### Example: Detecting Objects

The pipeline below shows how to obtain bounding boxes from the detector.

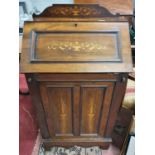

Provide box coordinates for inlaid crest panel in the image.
[33,4,114,18]
[31,31,122,62]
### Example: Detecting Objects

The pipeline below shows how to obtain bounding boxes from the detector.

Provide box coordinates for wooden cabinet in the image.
[20,5,132,149]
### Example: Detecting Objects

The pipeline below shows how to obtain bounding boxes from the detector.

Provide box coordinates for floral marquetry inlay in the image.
[49,5,102,17]
[47,41,107,53]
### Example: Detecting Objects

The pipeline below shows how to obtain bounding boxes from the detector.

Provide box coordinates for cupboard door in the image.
[38,81,114,139]
[39,83,75,137]
[80,82,114,137]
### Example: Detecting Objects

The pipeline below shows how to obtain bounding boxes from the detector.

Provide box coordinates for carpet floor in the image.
[19,74,39,155]
[39,145,120,155]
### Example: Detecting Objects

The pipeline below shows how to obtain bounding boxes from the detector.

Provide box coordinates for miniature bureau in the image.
[20,5,132,149]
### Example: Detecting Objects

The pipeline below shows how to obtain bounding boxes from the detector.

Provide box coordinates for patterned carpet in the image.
[38,145,121,155]
[40,146,102,155]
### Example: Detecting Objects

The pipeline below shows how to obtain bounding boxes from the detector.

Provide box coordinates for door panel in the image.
[81,87,106,135]
[39,83,74,137]
[80,82,114,137]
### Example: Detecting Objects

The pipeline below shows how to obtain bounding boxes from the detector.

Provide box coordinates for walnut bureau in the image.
[20,5,133,149]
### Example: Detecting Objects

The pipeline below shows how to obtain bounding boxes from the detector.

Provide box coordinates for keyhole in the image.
[74,23,78,27]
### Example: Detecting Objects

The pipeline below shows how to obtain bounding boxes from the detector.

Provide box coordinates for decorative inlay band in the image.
[47,41,107,52]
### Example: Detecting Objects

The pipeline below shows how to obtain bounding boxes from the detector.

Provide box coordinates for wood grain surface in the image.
[20,21,132,73]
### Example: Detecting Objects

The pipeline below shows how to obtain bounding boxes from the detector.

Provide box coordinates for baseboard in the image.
[42,137,112,150]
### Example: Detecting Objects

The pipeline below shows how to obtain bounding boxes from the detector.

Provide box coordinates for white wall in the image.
[32,0,73,14]
[19,0,73,27]
[21,0,74,15]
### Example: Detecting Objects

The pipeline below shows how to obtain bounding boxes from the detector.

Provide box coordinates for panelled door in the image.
[39,81,114,139]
